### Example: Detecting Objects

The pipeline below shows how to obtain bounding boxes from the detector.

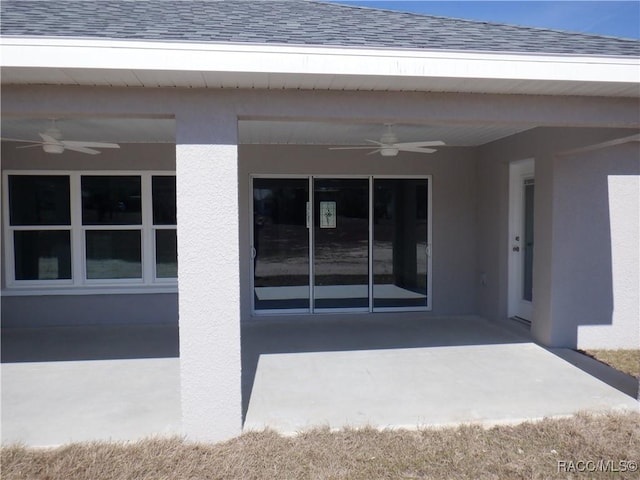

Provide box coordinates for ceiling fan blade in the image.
[397,146,438,154]
[63,141,120,149]
[329,146,379,150]
[2,137,44,144]
[366,149,383,155]
[64,145,101,155]
[16,144,44,149]
[394,141,445,148]
[365,139,385,146]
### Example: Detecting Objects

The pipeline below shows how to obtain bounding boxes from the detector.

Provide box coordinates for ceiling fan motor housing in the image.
[380,131,398,144]
[45,127,62,140]
[42,143,64,154]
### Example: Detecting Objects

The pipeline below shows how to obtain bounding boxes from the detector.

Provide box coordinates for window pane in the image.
[152,176,177,225]
[86,230,142,279]
[14,230,71,280]
[9,175,70,226]
[156,229,177,278]
[82,176,142,225]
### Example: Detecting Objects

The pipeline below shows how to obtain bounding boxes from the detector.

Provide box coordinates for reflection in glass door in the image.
[314,179,369,310]
[252,178,309,311]
[373,179,428,308]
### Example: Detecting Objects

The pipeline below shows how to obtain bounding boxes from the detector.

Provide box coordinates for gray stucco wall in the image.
[238,144,480,321]
[2,141,481,326]
[3,142,480,326]
[1,293,178,327]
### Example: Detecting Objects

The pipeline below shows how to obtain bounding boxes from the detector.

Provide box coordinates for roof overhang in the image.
[1,37,639,96]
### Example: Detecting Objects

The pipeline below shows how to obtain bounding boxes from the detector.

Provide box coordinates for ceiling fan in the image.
[2,120,120,155]
[329,124,444,157]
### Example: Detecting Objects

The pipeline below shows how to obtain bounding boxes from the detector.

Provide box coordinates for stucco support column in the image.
[531,150,596,348]
[533,142,640,349]
[530,153,559,346]
[175,108,241,442]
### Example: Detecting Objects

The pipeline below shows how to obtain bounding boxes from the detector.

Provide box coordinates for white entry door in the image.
[508,159,535,321]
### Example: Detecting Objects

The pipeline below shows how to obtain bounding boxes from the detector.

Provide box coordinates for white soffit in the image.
[1,37,639,96]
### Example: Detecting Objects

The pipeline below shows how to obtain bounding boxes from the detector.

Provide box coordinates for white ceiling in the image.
[0,117,533,147]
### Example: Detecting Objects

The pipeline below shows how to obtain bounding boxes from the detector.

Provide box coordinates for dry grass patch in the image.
[3,412,640,480]
[584,350,640,378]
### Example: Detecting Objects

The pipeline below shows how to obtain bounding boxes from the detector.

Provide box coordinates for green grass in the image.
[3,412,639,480]
[583,350,640,378]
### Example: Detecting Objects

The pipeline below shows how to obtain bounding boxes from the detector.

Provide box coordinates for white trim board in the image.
[2,38,638,95]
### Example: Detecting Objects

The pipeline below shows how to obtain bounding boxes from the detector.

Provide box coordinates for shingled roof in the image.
[1,0,638,57]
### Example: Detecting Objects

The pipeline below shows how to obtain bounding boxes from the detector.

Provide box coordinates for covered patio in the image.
[2,316,637,446]
[1,1,638,444]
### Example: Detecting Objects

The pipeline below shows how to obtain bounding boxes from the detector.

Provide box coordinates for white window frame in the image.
[2,170,177,295]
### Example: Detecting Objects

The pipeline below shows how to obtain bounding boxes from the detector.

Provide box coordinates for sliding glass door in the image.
[251,176,430,313]
[313,178,369,310]
[252,178,310,311]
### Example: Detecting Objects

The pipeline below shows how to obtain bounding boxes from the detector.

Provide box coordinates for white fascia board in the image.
[1,37,639,85]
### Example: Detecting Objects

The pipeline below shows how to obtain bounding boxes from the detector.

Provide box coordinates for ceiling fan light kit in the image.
[380,147,399,157]
[42,142,65,154]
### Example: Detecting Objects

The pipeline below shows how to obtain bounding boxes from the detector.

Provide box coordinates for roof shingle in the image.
[1,0,638,57]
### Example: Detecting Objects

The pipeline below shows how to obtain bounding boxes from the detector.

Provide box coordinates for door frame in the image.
[508,158,535,321]
[250,174,432,315]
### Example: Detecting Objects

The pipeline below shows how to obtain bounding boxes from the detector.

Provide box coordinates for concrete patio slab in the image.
[243,342,638,433]
[1,358,181,447]
[2,316,637,447]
